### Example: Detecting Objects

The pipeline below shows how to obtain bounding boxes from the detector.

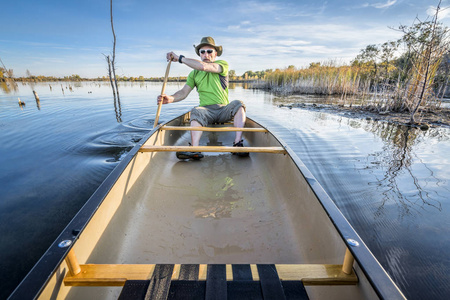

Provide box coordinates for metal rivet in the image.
[58,240,72,248]
[346,238,360,247]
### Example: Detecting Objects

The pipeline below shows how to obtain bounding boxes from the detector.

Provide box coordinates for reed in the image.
[0,58,18,93]
[254,61,368,99]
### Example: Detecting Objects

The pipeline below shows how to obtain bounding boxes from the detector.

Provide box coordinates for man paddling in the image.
[157,36,248,160]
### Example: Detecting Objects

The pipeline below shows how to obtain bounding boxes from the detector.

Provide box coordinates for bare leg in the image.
[233,107,246,143]
[190,120,203,146]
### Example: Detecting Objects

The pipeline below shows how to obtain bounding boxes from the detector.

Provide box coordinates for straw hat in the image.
[194,37,223,56]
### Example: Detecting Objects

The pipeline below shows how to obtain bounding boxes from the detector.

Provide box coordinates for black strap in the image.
[119,265,309,300]
[178,55,184,64]
[232,264,253,281]
[282,281,310,300]
[257,264,286,300]
[179,264,199,280]
[118,280,150,300]
[168,281,206,300]
[227,281,262,299]
[144,264,175,300]
[205,264,227,300]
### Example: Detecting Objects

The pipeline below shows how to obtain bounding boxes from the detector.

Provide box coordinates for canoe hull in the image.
[10,112,404,300]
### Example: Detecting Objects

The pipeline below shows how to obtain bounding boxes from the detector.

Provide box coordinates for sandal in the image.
[176,151,204,160]
[232,140,249,157]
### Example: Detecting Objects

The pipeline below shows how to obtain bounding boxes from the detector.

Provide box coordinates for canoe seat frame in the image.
[63,249,357,287]
[139,125,287,154]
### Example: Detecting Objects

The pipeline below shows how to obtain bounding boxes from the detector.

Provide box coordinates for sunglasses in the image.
[200,49,215,54]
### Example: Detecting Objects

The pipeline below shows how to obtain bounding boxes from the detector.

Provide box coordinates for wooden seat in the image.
[63,263,357,287]
[160,126,268,132]
[117,264,310,300]
[139,145,286,154]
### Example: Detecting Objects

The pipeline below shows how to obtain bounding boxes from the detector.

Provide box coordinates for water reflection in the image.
[357,120,446,215]
[0,80,18,94]
[272,92,448,218]
[113,94,122,123]
[18,97,25,110]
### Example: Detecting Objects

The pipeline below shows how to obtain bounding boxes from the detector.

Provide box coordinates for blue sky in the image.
[1,0,449,78]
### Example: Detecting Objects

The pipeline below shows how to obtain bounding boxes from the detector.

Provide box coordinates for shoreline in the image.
[278,103,450,129]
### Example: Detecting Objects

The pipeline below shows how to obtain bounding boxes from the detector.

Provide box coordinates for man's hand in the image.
[157,94,174,104]
[166,52,178,62]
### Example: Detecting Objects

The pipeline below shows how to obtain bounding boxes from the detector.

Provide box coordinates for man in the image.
[157,36,248,160]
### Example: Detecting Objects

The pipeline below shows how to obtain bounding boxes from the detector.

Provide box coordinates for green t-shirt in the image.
[186,60,229,106]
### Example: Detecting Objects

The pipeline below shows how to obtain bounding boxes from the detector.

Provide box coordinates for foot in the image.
[176,151,204,160]
[232,140,249,157]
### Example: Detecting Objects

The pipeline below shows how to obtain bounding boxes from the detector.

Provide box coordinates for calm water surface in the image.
[0,82,449,299]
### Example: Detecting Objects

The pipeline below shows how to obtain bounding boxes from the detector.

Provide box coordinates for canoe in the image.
[9,111,405,299]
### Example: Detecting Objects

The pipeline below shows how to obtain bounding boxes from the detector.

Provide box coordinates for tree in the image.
[243,70,256,79]
[69,74,81,81]
[379,40,400,81]
[354,44,380,80]
[397,0,449,122]
[435,51,450,98]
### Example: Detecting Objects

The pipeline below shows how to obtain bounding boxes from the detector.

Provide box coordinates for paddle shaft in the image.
[154,60,172,128]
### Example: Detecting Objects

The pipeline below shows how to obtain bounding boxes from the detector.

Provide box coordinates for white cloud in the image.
[373,0,397,9]
[362,0,397,9]
[233,0,282,15]
[227,21,252,31]
[427,5,450,19]
[215,21,403,75]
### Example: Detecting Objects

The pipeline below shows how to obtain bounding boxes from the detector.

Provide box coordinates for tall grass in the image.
[253,62,373,108]
[252,54,447,120]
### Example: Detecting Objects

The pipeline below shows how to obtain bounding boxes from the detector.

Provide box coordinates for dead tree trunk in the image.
[106,55,116,98]
[110,0,119,99]
[408,0,447,123]
[106,0,119,101]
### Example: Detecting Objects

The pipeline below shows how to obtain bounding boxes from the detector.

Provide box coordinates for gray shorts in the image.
[190,100,246,126]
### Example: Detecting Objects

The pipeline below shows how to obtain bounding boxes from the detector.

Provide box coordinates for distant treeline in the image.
[0,72,256,83]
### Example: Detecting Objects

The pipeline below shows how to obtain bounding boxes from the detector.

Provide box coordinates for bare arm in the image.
[181,56,223,73]
[167,52,223,74]
[157,84,193,104]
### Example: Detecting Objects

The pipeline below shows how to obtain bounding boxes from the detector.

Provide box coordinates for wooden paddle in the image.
[154,60,172,128]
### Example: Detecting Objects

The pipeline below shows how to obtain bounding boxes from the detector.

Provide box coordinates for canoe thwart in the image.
[160,126,268,132]
[63,264,358,287]
[139,145,286,154]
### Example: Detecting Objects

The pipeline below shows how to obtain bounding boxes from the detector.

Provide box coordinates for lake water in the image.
[1,82,449,299]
